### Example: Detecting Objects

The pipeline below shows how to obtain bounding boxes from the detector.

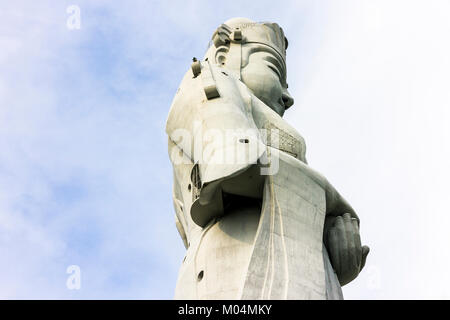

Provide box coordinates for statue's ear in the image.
[214,46,229,66]
[211,24,232,66]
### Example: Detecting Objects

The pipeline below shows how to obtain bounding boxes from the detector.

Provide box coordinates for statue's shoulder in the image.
[166,60,251,133]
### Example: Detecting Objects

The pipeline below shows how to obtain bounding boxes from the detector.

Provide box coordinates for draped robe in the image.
[166,60,356,299]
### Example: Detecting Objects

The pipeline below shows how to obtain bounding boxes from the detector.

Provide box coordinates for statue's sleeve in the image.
[172,172,188,248]
[166,61,266,227]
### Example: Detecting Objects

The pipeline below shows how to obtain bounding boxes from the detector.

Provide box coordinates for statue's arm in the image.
[278,154,369,285]
[322,179,370,286]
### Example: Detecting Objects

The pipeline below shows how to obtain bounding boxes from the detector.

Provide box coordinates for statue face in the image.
[240,44,294,117]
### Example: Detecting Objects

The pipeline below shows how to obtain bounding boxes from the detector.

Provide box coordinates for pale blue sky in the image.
[1,0,450,299]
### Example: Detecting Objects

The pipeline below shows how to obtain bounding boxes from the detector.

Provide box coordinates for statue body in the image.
[166,18,369,299]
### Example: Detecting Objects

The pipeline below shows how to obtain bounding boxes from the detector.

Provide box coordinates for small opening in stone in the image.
[197,270,204,281]
[239,138,249,143]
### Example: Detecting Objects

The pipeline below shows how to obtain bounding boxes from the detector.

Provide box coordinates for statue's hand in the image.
[325,213,370,286]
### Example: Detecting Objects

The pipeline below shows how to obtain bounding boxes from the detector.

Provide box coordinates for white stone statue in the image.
[166,17,369,300]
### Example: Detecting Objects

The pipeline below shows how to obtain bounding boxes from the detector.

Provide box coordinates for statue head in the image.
[204,17,294,117]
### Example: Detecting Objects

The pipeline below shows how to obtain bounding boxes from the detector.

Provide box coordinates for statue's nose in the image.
[282,90,294,109]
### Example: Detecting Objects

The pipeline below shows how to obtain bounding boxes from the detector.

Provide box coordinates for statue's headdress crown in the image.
[210,17,288,63]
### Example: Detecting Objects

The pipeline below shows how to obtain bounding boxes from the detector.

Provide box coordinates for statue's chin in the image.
[265,101,285,117]
[246,89,285,116]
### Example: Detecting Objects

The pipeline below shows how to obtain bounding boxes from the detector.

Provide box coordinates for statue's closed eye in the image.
[267,64,282,81]
[263,55,286,86]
